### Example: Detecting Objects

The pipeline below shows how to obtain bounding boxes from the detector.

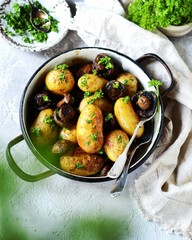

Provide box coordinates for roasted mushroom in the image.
[104,113,117,132]
[131,90,157,118]
[54,94,77,128]
[75,63,93,79]
[92,53,115,79]
[33,91,52,110]
[104,80,126,101]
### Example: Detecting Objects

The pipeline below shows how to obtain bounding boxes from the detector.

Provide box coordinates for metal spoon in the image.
[28,0,51,32]
[107,107,157,179]
[110,122,153,197]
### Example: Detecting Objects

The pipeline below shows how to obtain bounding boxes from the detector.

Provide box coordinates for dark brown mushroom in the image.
[56,93,74,108]
[76,63,93,79]
[131,90,157,118]
[104,80,126,101]
[33,91,52,110]
[92,53,115,79]
[54,94,76,128]
[104,113,117,132]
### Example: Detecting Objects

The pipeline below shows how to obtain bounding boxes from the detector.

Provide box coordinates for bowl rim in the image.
[19,46,164,182]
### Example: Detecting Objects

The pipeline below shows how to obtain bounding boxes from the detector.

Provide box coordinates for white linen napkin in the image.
[46,1,192,238]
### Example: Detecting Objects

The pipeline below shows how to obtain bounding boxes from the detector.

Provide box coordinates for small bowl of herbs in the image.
[0,0,71,51]
[127,0,192,37]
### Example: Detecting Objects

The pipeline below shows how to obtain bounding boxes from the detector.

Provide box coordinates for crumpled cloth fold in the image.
[48,1,192,238]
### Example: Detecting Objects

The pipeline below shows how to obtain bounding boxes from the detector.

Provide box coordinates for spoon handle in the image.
[107,120,144,179]
[110,145,138,197]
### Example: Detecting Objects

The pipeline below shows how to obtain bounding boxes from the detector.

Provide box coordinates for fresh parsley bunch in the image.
[127,0,192,31]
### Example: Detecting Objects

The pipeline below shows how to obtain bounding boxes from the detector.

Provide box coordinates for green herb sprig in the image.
[87,90,104,104]
[98,56,114,70]
[148,79,163,96]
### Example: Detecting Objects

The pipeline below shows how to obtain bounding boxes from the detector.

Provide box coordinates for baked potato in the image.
[117,72,138,97]
[60,124,77,144]
[30,108,59,147]
[114,97,144,138]
[79,96,113,114]
[60,147,105,176]
[104,129,129,162]
[45,64,75,95]
[78,73,108,92]
[76,104,104,154]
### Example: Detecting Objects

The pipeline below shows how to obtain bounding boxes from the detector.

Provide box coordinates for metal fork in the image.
[107,107,157,180]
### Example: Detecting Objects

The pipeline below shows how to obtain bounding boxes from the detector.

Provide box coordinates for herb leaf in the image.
[98,56,114,70]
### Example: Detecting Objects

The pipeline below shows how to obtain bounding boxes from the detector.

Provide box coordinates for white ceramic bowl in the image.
[0,0,71,51]
[159,23,192,37]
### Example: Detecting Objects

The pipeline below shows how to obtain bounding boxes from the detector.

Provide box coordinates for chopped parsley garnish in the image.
[42,95,50,102]
[58,72,66,82]
[75,163,84,169]
[123,78,134,85]
[117,135,122,143]
[92,69,97,75]
[98,56,114,70]
[105,113,114,122]
[54,64,68,82]
[43,115,55,128]
[113,81,120,89]
[84,91,91,98]
[98,148,104,154]
[122,96,130,104]
[54,64,68,71]
[91,112,96,118]
[90,131,98,141]
[123,79,129,85]
[87,90,104,104]
[81,74,88,87]
[43,115,54,124]
[86,141,91,145]
[86,119,92,124]
[30,126,41,137]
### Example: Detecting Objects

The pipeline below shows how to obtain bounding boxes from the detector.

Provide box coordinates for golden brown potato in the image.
[114,97,144,138]
[79,96,113,114]
[60,147,105,176]
[78,74,108,92]
[60,124,77,144]
[104,129,129,162]
[117,72,138,97]
[30,108,59,147]
[76,104,104,154]
[45,67,75,95]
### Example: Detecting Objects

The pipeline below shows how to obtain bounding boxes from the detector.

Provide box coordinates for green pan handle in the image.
[6,135,55,182]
